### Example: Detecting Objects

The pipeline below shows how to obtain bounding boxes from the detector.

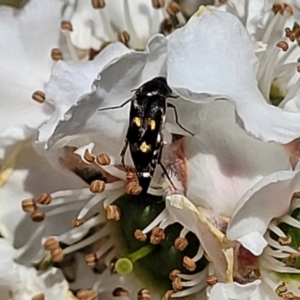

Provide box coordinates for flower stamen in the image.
[61,20,73,31]
[32,90,46,103]
[31,294,45,300]
[118,31,130,46]
[51,48,63,61]
[91,0,105,9]
[137,288,151,300]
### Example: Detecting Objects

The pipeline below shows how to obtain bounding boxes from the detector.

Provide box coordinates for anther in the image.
[84,149,95,163]
[61,20,73,31]
[43,238,59,251]
[36,193,52,205]
[278,235,292,245]
[172,277,183,292]
[31,211,45,222]
[32,91,46,103]
[51,48,63,61]
[112,288,129,297]
[31,294,45,300]
[284,4,293,15]
[285,27,295,42]
[51,247,64,262]
[163,290,174,300]
[272,3,285,14]
[22,198,36,213]
[169,269,180,281]
[206,275,218,286]
[91,0,105,9]
[152,0,165,9]
[138,288,151,300]
[276,282,287,296]
[118,31,130,45]
[72,218,85,227]
[183,256,196,271]
[174,237,188,251]
[96,153,110,165]
[125,181,142,195]
[166,2,180,15]
[106,205,121,221]
[134,229,147,242]
[276,41,289,52]
[150,227,165,245]
[126,171,137,182]
[77,289,99,300]
[89,180,105,193]
[85,253,98,268]
[283,292,296,299]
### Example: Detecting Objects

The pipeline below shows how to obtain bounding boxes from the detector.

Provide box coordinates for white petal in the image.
[0,239,75,300]
[208,280,275,300]
[0,133,85,241]
[236,231,268,256]
[0,0,62,131]
[67,0,167,50]
[167,10,300,143]
[38,42,131,142]
[166,194,228,282]
[227,169,300,254]
[46,35,167,164]
[184,101,290,216]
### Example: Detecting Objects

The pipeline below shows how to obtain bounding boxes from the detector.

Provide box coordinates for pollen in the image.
[169,269,180,281]
[36,193,52,205]
[163,290,174,300]
[106,205,121,221]
[134,229,147,242]
[31,294,45,300]
[172,277,183,292]
[22,198,36,213]
[133,117,142,127]
[84,149,95,163]
[85,253,98,268]
[137,288,151,300]
[43,238,59,251]
[72,218,85,227]
[118,31,130,45]
[77,289,99,300]
[96,153,111,165]
[125,181,142,195]
[89,180,105,193]
[51,48,63,61]
[148,119,156,130]
[150,227,165,244]
[174,237,188,251]
[31,211,45,222]
[32,90,45,103]
[278,235,292,245]
[206,275,218,286]
[183,256,196,271]
[152,0,165,9]
[166,2,180,15]
[92,0,105,9]
[140,142,151,153]
[61,20,73,31]
[276,41,289,52]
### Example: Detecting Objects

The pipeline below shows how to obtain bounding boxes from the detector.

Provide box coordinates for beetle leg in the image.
[120,139,129,169]
[167,103,194,136]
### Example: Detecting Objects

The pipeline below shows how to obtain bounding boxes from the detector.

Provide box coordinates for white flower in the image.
[62,0,184,55]
[0,0,62,135]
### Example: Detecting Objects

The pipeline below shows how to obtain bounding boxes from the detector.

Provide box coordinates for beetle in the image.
[99,77,192,194]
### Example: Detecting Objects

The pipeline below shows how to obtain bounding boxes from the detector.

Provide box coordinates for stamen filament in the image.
[142,209,167,234]
[279,215,300,229]
[63,230,106,255]
[57,215,105,245]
